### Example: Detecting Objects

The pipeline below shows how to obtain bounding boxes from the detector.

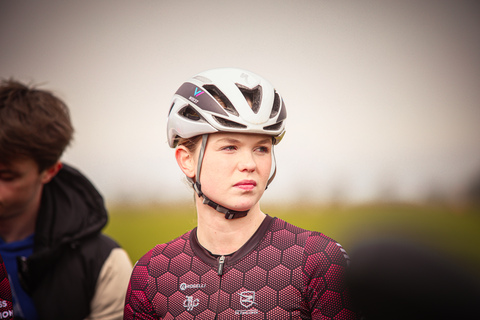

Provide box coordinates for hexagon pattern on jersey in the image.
[0,255,14,320]
[125,216,358,319]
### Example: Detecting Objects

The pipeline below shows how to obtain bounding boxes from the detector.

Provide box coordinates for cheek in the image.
[0,179,41,207]
[0,182,20,202]
[201,158,229,183]
[0,185,23,214]
[198,157,237,196]
[258,156,272,176]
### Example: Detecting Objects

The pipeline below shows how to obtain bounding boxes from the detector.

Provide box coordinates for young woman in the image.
[124,68,358,319]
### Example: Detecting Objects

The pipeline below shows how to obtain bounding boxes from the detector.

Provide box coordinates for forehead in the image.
[209,132,272,144]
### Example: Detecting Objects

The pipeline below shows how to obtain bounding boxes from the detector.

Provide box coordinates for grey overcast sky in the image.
[1,0,479,204]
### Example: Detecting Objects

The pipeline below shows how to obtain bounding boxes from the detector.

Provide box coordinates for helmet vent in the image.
[264,121,283,131]
[213,116,247,129]
[180,105,203,121]
[236,84,262,114]
[203,85,239,116]
[193,75,211,83]
[270,91,281,118]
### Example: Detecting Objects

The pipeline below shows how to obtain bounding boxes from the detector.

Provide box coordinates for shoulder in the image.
[268,216,328,245]
[68,234,129,288]
[129,230,193,294]
[151,229,192,256]
[90,248,132,319]
[80,233,122,258]
[270,217,350,266]
[134,229,193,270]
[67,234,127,284]
[267,216,313,244]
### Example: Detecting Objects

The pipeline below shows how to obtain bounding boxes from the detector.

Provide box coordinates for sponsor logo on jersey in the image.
[180,283,206,291]
[239,291,256,308]
[235,291,259,315]
[235,309,259,315]
[0,299,13,319]
[0,300,13,320]
[183,296,200,311]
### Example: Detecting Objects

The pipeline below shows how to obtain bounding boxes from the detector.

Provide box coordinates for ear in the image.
[40,161,63,184]
[175,146,196,179]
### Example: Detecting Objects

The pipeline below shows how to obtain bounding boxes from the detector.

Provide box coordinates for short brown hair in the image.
[0,79,74,171]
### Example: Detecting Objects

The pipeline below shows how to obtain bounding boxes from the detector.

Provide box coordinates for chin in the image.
[228,199,260,212]
[206,191,261,212]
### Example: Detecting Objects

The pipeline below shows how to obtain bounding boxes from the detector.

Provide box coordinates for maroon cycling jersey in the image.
[124,215,358,319]
[0,254,14,320]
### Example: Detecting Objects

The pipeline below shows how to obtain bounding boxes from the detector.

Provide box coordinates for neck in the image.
[0,214,38,243]
[196,199,265,255]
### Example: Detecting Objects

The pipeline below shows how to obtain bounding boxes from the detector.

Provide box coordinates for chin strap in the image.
[194,181,249,219]
[192,179,249,219]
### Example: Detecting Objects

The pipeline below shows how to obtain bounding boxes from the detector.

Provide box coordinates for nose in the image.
[238,151,256,172]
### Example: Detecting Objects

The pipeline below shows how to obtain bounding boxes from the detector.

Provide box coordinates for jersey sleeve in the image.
[124,249,160,320]
[303,233,359,320]
[0,253,14,320]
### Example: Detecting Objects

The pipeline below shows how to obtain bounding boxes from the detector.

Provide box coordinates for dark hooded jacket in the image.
[16,164,121,320]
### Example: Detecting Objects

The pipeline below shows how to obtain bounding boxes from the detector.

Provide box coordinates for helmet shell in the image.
[167,67,286,148]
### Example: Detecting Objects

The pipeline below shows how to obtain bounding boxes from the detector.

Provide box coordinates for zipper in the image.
[17,256,32,294]
[217,255,225,276]
[215,255,226,319]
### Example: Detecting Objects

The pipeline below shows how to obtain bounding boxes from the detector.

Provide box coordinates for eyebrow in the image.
[216,138,241,144]
[258,138,273,144]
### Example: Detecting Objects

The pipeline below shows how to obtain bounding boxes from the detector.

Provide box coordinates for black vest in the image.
[16,164,120,319]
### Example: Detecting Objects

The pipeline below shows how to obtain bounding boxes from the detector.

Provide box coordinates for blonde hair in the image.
[177,136,202,153]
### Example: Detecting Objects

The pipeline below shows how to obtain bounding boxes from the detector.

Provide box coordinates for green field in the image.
[104,202,480,278]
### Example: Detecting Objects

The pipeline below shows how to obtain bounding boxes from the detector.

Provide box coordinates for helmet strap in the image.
[266,143,277,189]
[190,134,249,219]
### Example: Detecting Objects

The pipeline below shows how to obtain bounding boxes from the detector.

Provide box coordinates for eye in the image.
[255,146,270,154]
[0,173,18,182]
[221,145,237,152]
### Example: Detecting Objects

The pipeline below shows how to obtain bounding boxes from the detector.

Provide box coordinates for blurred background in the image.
[2,0,480,296]
[2,0,479,206]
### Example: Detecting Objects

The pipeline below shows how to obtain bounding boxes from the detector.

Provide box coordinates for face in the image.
[0,158,56,221]
[195,132,273,212]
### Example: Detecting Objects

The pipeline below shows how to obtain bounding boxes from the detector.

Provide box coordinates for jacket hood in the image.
[34,163,108,250]
[18,163,109,294]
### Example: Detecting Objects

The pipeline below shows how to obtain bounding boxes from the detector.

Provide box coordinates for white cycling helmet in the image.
[167,67,286,148]
[167,67,287,219]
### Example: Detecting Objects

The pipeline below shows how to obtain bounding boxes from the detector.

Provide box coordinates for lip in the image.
[234,180,257,190]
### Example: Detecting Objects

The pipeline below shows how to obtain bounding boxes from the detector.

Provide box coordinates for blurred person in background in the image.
[0,253,13,320]
[124,68,359,319]
[0,79,132,320]
[346,237,480,319]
